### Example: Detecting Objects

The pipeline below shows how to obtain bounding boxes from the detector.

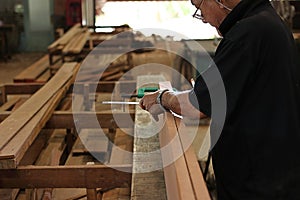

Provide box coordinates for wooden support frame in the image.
[1,81,136,96]
[0,63,78,148]
[0,111,135,129]
[0,165,131,189]
[0,70,211,199]
[0,84,7,106]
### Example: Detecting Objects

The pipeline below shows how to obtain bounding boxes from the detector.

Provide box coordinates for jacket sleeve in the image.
[189,38,256,119]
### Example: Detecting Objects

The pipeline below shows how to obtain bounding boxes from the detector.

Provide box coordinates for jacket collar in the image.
[218,0,270,36]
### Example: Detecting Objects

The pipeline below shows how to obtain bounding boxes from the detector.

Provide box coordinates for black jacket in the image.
[189,0,300,199]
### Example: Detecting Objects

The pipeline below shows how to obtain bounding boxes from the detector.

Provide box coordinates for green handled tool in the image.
[137,87,159,98]
[103,87,159,105]
[121,87,159,98]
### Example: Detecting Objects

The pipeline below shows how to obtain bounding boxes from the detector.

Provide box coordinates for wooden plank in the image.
[0,87,69,168]
[11,98,27,111]
[0,62,78,151]
[45,111,135,129]
[0,189,19,200]
[174,118,211,199]
[0,165,132,189]
[131,75,167,200]
[63,189,102,200]
[158,81,211,200]
[160,113,196,200]
[18,130,53,166]
[4,83,44,95]
[62,31,83,54]
[35,69,51,83]
[102,188,130,200]
[72,30,90,54]
[86,189,97,200]
[0,64,78,168]
[0,96,20,111]
[13,55,49,82]
[35,130,66,200]
[48,24,81,53]
[72,129,108,155]
[2,81,135,95]
[109,129,133,165]
[0,130,53,200]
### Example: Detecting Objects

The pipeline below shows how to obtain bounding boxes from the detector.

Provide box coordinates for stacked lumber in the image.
[75,53,132,82]
[48,24,82,54]
[48,24,91,66]
[160,114,211,200]
[13,55,52,83]
[0,96,22,112]
[62,28,90,55]
[0,62,79,169]
[158,82,211,200]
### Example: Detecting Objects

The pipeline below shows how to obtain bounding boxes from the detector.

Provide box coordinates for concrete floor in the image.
[0,52,46,84]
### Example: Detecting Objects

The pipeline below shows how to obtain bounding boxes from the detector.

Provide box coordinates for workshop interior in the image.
[0,0,299,200]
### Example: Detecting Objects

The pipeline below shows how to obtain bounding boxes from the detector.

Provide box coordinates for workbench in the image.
[0,32,212,199]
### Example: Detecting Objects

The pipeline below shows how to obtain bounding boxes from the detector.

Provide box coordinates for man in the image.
[140,0,300,199]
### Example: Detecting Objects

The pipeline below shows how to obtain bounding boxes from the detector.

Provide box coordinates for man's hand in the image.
[139,91,165,121]
[140,90,206,120]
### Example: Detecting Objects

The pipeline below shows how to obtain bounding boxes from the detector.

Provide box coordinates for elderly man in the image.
[140,0,300,199]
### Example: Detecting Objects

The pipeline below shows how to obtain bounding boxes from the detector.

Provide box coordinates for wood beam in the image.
[174,117,211,199]
[131,75,167,200]
[0,111,135,129]
[159,81,211,200]
[0,165,131,189]
[2,81,136,95]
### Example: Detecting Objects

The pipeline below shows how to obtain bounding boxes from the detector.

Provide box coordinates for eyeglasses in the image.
[192,0,204,20]
[193,0,232,20]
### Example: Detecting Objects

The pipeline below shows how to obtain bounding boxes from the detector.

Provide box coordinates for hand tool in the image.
[102,101,139,105]
[121,87,159,98]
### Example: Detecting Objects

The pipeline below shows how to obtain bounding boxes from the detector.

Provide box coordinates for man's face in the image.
[191,0,228,28]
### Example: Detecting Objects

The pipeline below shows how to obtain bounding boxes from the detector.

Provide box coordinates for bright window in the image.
[95,1,219,40]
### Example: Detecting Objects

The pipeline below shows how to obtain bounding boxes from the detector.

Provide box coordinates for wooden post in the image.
[0,84,7,106]
[84,83,91,111]
[86,189,97,200]
[105,125,116,163]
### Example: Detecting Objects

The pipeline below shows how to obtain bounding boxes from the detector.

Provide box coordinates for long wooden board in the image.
[0,63,78,151]
[0,165,131,189]
[13,55,49,83]
[175,117,211,199]
[48,23,81,53]
[131,75,167,200]
[159,81,211,200]
[160,113,196,200]
[2,81,136,95]
[0,88,68,168]
[0,96,20,111]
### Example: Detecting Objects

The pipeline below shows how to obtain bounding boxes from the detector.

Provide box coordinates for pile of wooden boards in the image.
[0,79,135,199]
[48,23,92,65]
[13,55,52,83]
[0,62,79,168]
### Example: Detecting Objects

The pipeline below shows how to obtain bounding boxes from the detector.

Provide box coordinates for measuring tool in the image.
[121,87,159,98]
[102,101,139,105]
[103,87,160,105]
